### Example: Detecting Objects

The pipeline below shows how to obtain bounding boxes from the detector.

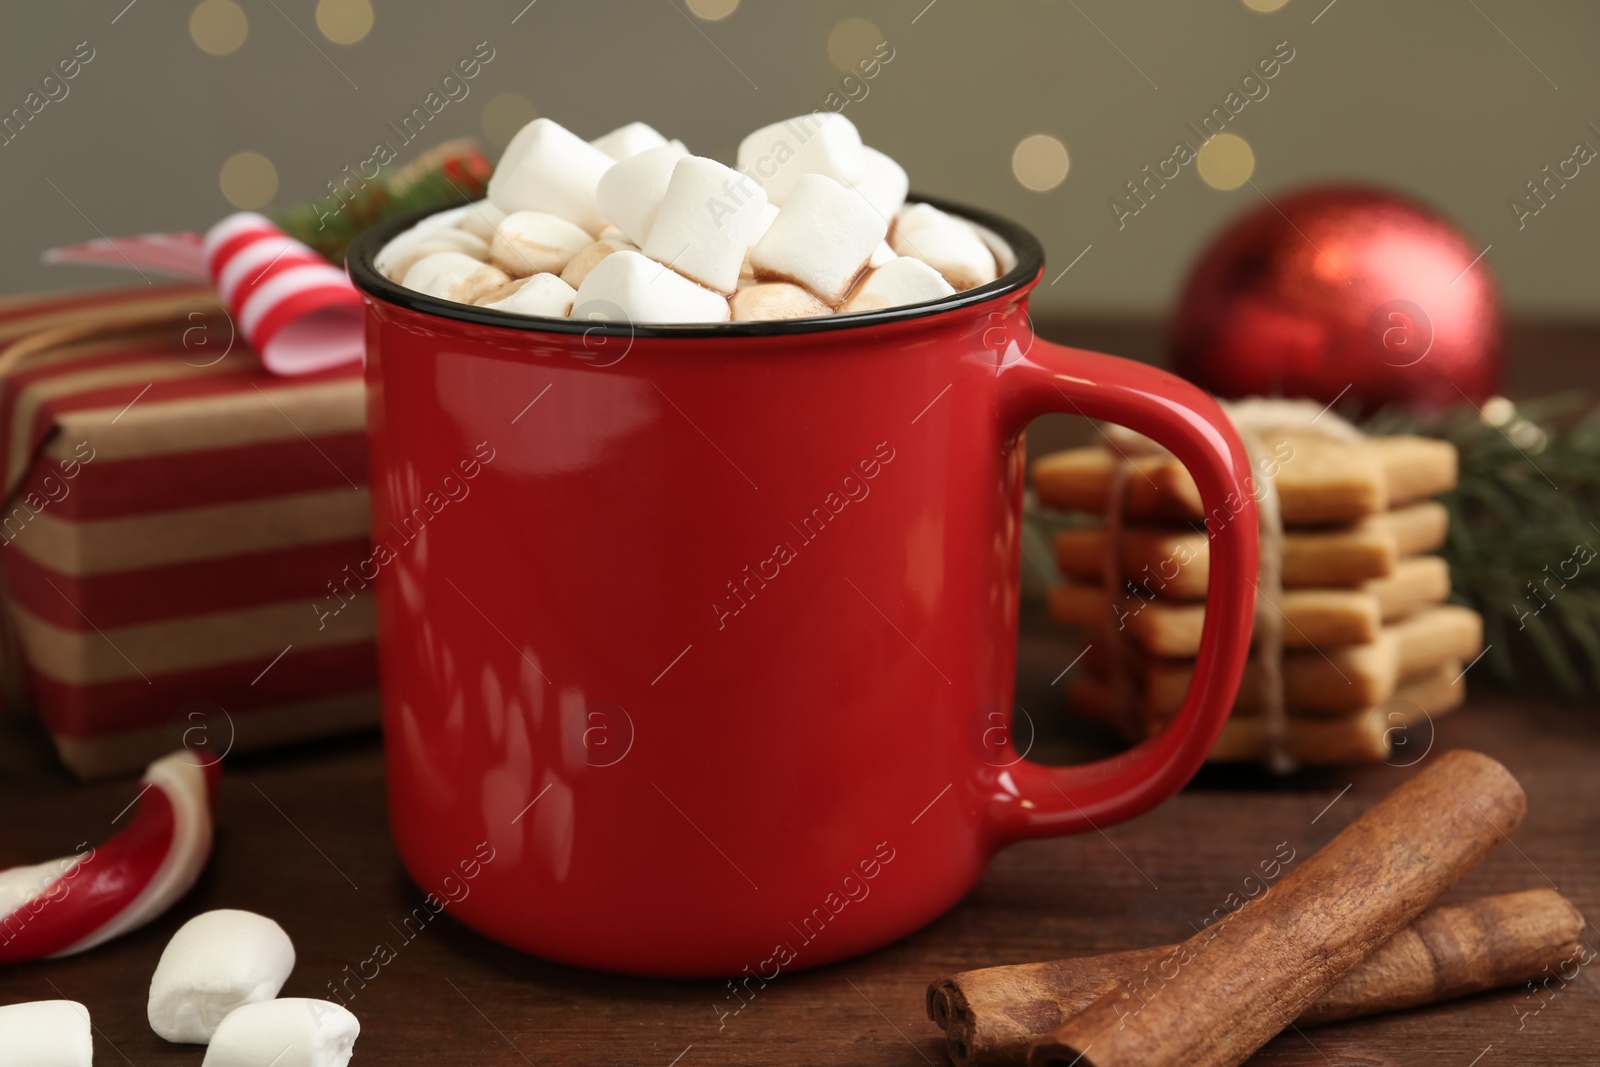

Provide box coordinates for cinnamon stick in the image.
[928,889,1582,1067]
[1028,749,1525,1067]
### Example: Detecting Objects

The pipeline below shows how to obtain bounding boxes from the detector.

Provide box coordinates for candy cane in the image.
[0,752,217,963]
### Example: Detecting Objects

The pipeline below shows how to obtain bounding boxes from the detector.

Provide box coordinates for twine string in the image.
[1095,398,1363,770]
[1241,429,1294,775]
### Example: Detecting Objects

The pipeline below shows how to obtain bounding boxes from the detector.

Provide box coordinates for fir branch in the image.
[1363,394,1600,695]
[270,138,492,265]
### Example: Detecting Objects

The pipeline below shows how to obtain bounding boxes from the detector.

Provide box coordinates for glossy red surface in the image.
[0,782,173,962]
[360,249,1258,978]
[1172,185,1502,410]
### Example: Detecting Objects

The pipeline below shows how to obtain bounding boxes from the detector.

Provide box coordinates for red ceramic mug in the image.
[348,198,1258,978]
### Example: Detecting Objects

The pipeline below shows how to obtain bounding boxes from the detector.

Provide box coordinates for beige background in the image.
[2,0,1596,321]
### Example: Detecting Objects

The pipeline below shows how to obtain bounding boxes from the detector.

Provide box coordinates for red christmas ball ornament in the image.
[1170,186,1501,410]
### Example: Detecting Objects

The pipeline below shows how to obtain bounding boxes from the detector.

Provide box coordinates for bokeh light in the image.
[482,93,538,149]
[190,0,248,56]
[219,151,278,209]
[686,0,740,20]
[1197,133,1256,191]
[315,0,374,45]
[826,18,886,76]
[1011,134,1071,192]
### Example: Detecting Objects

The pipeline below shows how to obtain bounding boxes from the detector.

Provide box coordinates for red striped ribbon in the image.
[43,213,366,376]
[202,213,364,375]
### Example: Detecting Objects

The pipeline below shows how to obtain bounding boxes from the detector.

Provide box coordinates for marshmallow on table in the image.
[377,228,488,282]
[643,155,769,295]
[840,255,955,314]
[402,252,511,305]
[477,273,577,316]
[573,249,730,324]
[489,211,594,276]
[730,282,832,322]
[487,118,616,235]
[737,112,866,205]
[202,999,359,1067]
[560,234,635,288]
[459,200,507,243]
[848,146,909,220]
[0,1000,92,1067]
[147,909,296,1044]
[890,202,998,290]
[591,121,669,161]
[596,143,690,250]
[749,173,887,306]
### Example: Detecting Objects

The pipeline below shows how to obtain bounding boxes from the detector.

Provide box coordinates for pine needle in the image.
[1364,394,1600,695]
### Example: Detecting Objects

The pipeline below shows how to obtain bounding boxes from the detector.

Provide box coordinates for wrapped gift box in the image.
[0,285,378,777]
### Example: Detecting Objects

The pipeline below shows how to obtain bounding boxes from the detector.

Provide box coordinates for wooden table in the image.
[2,604,1595,1067]
[3,316,1596,1064]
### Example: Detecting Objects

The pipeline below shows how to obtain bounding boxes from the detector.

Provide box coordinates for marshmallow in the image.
[402,252,511,305]
[377,228,488,282]
[559,234,635,288]
[840,255,955,314]
[732,202,780,286]
[748,173,887,305]
[147,909,296,1044]
[730,283,832,322]
[737,113,866,205]
[869,240,896,268]
[412,204,473,234]
[374,232,423,281]
[848,146,909,220]
[458,200,507,243]
[748,201,780,248]
[971,220,1019,274]
[643,155,769,295]
[739,207,778,281]
[202,999,359,1067]
[487,118,616,234]
[573,250,730,324]
[890,202,998,290]
[0,1000,92,1067]
[595,144,690,248]
[477,273,577,317]
[474,276,527,306]
[591,121,670,161]
[489,211,594,276]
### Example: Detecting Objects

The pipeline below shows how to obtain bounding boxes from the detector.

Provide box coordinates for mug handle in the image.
[989,337,1259,843]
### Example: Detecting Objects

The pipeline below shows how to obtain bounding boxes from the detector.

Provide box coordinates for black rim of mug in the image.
[345,192,1047,339]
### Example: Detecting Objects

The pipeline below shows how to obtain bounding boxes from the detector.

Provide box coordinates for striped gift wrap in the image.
[0,284,378,777]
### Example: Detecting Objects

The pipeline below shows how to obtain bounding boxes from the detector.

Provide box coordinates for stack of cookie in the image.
[1033,415,1481,766]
